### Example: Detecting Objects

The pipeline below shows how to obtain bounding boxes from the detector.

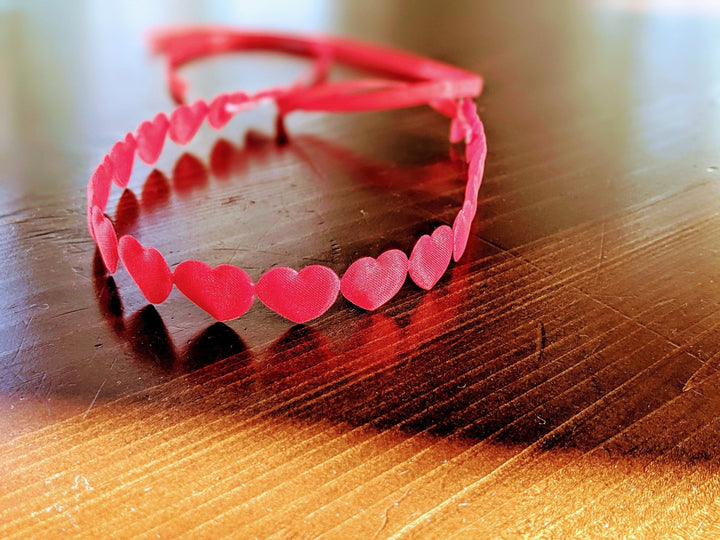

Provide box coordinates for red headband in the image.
[87,27,487,324]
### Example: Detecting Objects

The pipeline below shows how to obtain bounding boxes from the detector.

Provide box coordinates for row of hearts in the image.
[87,92,486,324]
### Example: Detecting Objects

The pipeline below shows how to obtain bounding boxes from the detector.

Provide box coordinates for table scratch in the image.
[82,379,106,420]
[371,490,411,540]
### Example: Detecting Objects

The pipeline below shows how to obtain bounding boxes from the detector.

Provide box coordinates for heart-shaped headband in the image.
[87,26,487,324]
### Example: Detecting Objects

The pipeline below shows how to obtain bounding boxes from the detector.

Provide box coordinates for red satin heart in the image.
[173,260,255,321]
[256,265,340,324]
[208,94,232,130]
[169,99,209,145]
[464,129,486,207]
[465,118,483,161]
[118,235,173,304]
[452,199,477,262]
[208,92,251,129]
[340,249,408,310]
[87,157,112,234]
[108,133,136,189]
[136,112,170,165]
[91,206,119,273]
[409,225,453,290]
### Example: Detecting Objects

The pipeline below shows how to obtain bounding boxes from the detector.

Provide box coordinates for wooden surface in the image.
[2,1,720,537]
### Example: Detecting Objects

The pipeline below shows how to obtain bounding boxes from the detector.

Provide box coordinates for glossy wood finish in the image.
[2,1,720,537]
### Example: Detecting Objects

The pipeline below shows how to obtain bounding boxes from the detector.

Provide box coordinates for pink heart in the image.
[256,265,340,324]
[207,92,251,129]
[91,206,119,273]
[108,133,137,189]
[208,94,233,130]
[340,249,408,311]
[465,160,485,209]
[136,112,169,165]
[87,156,112,234]
[465,121,485,162]
[464,129,487,207]
[169,99,208,145]
[408,225,453,290]
[452,199,477,262]
[118,235,173,304]
[173,260,254,321]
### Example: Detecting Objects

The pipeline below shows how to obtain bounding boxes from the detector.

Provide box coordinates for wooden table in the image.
[2,1,720,537]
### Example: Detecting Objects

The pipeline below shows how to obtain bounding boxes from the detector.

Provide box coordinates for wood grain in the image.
[2,1,720,538]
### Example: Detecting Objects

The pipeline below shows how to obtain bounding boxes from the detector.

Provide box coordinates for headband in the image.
[87,27,487,324]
